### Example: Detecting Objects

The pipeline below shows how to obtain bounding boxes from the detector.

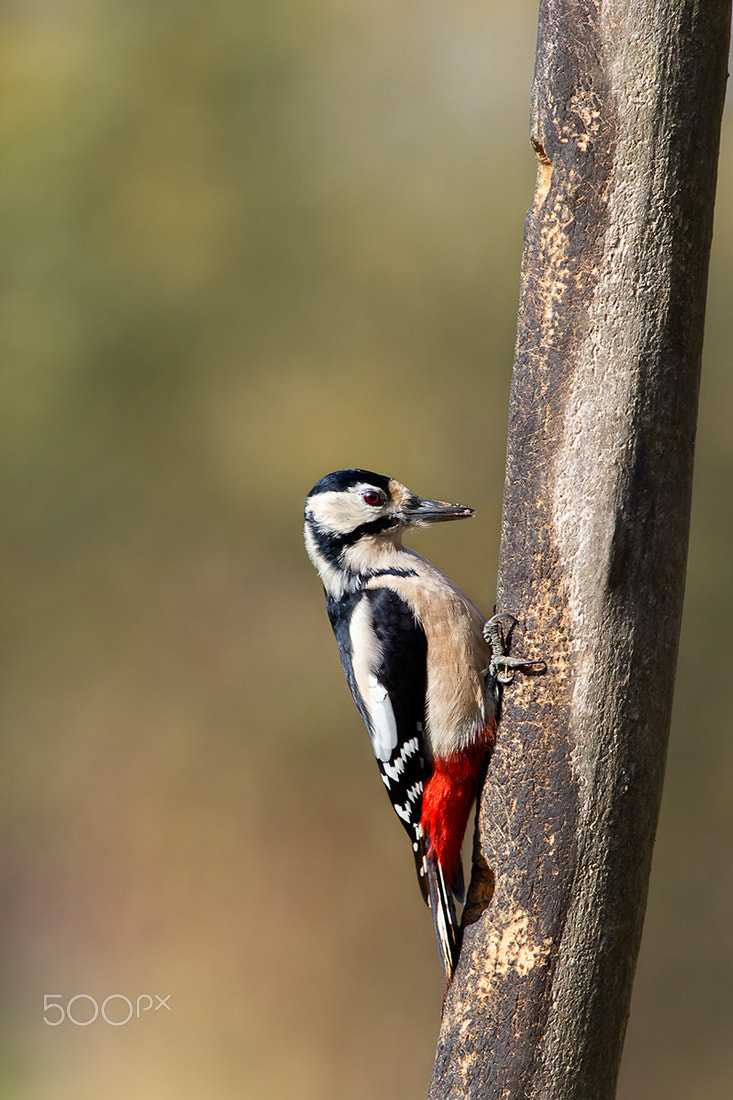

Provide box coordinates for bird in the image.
[304,467,506,984]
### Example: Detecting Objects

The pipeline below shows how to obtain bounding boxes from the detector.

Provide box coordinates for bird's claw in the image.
[483,613,547,685]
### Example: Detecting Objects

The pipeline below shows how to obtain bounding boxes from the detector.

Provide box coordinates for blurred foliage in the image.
[1,2,731,1097]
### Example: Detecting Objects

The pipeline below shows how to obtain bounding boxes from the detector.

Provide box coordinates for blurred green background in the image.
[1,2,731,1097]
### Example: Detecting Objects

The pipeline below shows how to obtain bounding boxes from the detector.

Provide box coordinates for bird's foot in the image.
[484,613,547,685]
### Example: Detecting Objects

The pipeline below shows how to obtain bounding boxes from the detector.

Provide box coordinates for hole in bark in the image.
[531,138,552,205]
[532,137,551,165]
[462,839,495,927]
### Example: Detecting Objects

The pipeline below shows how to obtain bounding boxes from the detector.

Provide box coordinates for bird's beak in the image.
[402,495,475,525]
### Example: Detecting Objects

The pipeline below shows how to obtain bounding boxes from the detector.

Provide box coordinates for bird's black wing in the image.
[363,585,429,863]
[325,580,429,836]
[327,584,428,877]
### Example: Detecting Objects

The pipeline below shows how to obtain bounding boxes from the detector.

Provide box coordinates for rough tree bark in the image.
[429,2,731,1098]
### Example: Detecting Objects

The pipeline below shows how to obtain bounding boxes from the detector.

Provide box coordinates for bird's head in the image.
[304,468,474,593]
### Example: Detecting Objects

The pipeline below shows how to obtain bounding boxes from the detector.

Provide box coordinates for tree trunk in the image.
[429,2,731,1097]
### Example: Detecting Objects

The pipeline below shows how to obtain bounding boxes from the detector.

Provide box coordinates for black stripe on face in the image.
[335,514,400,547]
[305,513,400,567]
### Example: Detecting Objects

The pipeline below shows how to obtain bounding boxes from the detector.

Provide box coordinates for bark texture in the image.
[429,2,731,1097]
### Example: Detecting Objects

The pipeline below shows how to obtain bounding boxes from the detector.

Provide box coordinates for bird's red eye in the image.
[363,490,382,506]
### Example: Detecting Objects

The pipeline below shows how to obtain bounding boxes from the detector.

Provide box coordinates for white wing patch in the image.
[365,674,399,762]
[348,596,398,763]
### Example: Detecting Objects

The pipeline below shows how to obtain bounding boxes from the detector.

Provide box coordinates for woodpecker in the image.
[304,468,504,983]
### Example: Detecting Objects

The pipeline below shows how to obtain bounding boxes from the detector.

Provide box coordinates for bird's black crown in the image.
[306,469,393,500]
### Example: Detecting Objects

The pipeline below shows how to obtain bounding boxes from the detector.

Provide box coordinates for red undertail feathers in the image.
[420,721,496,896]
